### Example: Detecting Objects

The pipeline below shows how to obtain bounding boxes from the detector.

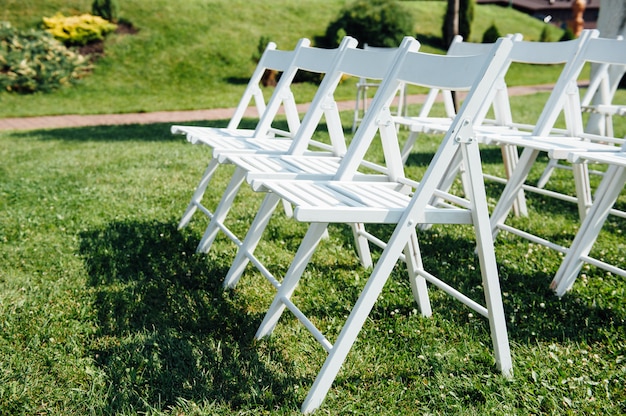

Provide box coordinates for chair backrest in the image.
[427,33,592,130]
[250,37,351,140]
[468,30,598,136]
[414,34,522,122]
[285,37,419,156]
[528,30,626,139]
[253,36,358,155]
[580,35,626,136]
[227,38,309,131]
[336,37,513,181]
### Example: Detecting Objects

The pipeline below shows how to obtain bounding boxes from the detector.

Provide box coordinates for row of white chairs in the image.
[171,32,625,413]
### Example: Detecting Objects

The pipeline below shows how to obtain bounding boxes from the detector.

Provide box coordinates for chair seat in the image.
[251,179,473,224]
[568,150,626,166]
[482,134,622,159]
[171,125,257,144]
[172,125,295,153]
[394,115,454,133]
[224,153,341,179]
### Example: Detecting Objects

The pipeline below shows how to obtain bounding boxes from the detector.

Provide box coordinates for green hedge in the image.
[0,22,91,93]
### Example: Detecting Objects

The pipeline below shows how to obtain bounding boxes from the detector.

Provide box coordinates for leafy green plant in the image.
[92,0,120,23]
[42,13,117,46]
[560,27,576,41]
[316,0,414,48]
[442,0,475,46]
[482,23,501,43]
[540,25,551,42]
[0,21,91,93]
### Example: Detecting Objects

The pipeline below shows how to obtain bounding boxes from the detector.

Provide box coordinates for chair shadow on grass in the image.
[11,118,261,142]
[78,219,304,413]
[329,222,625,347]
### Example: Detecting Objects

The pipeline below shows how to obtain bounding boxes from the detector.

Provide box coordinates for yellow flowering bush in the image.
[43,13,117,46]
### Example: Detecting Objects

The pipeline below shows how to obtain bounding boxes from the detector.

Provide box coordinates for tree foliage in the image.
[316,0,414,48]
[442,0,474,47]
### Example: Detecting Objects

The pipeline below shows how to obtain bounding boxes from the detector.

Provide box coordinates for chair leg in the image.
[536,158,559,189]
[196,166,248,254]
[350,223,373,269]
[461,141,513,377]
[300,208,415,414]
[500,144,528,217]
[551,164,626,296]
[400,131,419,164]
[490,147,541,240]
[178,157,220,229]
[222,193,282,289]
[405,230,432,317]
[255,222,330,339]
[572,162,592,221]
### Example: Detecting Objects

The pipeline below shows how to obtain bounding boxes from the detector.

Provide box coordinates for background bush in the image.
[92,0,120,23]
[42,13,117,46]
[482,23,500,43]
[316,0,414,48]
[442,0,475,47]
[0,22,90,93]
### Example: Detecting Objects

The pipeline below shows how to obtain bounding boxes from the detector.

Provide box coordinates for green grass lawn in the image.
[0,0,566,118]
[2,0,625,414]
[0,105,624,413]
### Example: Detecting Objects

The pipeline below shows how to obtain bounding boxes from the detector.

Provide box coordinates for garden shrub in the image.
[540,25,552,42]
[0,21,90,93]
[42,13,117,46]
[560,27,575,41]
[316,0,414,48]
[92,0,120,23]
[252,36,278,86]
[442,0,474,47]
[482,23,500,43]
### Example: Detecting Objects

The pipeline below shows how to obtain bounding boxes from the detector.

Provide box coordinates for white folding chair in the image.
[195,38,416,274]
[393,34,515,159]
[550,144,626,296]
[351,43,407,133]
[487,35,626,291]
[419,34,601,220]
[172,38,310,230]
[391,34,530,216]
[171,37,359,252]
[213,40,424,286]
[536,50,626,188]
[225,36,515,413]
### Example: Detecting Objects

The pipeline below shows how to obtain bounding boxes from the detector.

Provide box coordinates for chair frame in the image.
[194,37,420,274]
[223,36,515,413]
[351,43,408,133]
[172,38,311,230]
[486,35,626,295]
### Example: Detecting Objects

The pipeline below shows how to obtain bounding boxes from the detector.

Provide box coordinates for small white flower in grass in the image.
[539,302,545,308]
[468,313,473,319]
